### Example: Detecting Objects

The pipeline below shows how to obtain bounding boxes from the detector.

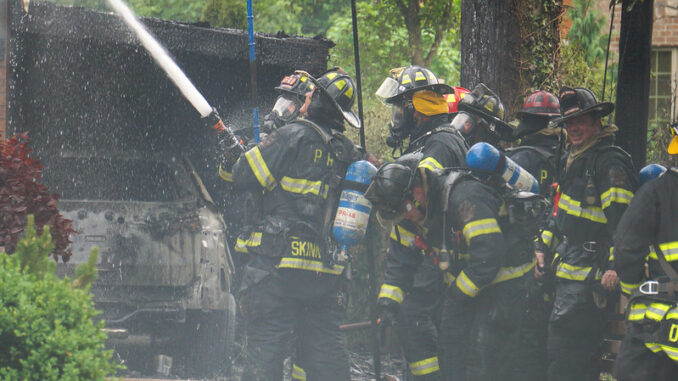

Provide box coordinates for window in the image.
[649,49,673,126]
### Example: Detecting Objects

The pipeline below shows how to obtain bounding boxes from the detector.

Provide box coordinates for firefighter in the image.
[505,90,562,380]
[441,84,534,381]
[535,87,637,381]
[374,66,468,380]
[508,90,563,197]
[368,84,531,381]
[365,150,539,381]
[612,123,678,380]
[217,68,366,381]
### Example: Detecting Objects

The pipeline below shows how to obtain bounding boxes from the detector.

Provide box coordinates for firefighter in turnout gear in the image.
[365,158,538,381]
[535,87,638,381]
[218,68,366,381]
[612,123,678,380]
[508,90,563,197]
[367,83,534,380]
[505,90,562,380]
[374,66,468,380]
[444,85,535,381]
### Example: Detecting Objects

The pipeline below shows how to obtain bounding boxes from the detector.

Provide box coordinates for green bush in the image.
[0,216,119,381]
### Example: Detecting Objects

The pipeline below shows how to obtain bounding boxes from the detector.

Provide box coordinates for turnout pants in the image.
[546,280,605,381]
[513,276,551,380]
[439,277,527,381]
[613,299,678,381]
[241,269,349,381]
[396,285,443,380]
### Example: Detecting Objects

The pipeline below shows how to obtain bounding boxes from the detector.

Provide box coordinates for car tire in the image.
[177,293,236,378]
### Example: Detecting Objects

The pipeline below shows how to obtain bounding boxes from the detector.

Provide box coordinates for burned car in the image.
[42,152,236,377]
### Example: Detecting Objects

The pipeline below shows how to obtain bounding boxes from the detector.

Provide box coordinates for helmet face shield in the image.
[271,94,303,123]
[376,77,401,104]
[391,102,413,133]
[388,101,414,143]
[451,111,501,146]
[451,111,477,137]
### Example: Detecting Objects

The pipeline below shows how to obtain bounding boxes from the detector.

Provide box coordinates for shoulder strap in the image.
[294,118,333,144]
[506,145,554,161]
[432,126,469,149]
[587,145,634,177]
[408,125,468,150]
[441,170,473,238]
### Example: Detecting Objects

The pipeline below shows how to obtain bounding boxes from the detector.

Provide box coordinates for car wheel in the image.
[177,293,236,378]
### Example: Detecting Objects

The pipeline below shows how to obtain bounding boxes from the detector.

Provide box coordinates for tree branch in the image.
[424,1,454,66]
[394,0,408,17]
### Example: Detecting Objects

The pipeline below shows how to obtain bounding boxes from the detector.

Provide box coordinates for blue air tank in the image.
[639,163,667,185]
[466,142,540,193]
[332,160,378,264]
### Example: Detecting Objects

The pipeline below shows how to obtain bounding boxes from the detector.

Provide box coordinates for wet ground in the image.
[120,351,408,381]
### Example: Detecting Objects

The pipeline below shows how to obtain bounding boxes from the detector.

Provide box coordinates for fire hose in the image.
[103,0,242,158]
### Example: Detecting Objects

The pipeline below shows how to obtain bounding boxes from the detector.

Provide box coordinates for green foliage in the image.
[327,0,460,164]
[566,0,608,66]
[12,215,56,277]
[560,0,618,116]
[126,0,209,21]
[200,0,345,35]
[47,0,209,22]
[560,43,617,106]
[0,217,118,380]
[201,0,247,30]
[72,247,100,290]
[516,0,562,96]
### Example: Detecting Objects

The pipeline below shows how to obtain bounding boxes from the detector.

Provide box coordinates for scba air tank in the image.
[639,163,667,185]
[466,142,540,193]
[332,160,378,264]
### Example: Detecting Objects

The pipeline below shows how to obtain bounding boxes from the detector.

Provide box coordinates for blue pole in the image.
[247,0,260,142]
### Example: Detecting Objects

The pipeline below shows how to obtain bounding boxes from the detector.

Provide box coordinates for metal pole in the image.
[351,3,380,380]
[602,3,616,102]
[351,0,366,149]
[247,0,260,143]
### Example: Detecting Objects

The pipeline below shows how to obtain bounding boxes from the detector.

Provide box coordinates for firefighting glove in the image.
[376,298,400,328]
[218,132,245,170]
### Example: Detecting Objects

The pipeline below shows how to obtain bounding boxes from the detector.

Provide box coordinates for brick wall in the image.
[653,2,678,48]
[590,1,678,54]
[0,0,6,141]
[0,58,5,141]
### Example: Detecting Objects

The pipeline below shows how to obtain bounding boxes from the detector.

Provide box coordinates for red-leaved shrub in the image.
[0,133,74,261]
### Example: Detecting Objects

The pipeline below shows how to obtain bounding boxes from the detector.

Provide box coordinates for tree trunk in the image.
[461,0,561,116]
[614,0,653,169]
[460,0,521,114]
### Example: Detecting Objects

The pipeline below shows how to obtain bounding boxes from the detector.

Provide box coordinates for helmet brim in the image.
[457,103,513,139]
[274,86,305,97]
[515,110,560,118]
[551,102,614,124]
[512,115,551,139]
[295,70,362,129]
[384,84,454,104]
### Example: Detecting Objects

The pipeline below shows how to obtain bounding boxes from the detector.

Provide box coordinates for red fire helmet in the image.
[444,86,471,114]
